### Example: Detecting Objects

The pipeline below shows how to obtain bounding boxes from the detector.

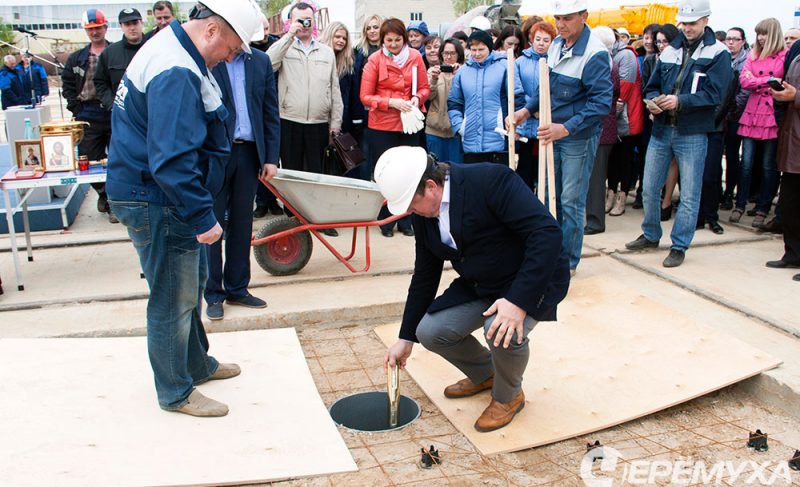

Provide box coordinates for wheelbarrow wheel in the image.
[253,217,313,276]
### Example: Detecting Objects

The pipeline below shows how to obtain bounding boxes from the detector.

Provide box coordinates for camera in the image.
[440,65,454,73]
[298,18,311,28]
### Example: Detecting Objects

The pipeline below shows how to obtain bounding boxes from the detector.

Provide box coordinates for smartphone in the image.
[767,78,785,91]
[440,65,454,73]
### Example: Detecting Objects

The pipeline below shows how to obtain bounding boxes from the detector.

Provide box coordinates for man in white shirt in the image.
[375,146,570,433]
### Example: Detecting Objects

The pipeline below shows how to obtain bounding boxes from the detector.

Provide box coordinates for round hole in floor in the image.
[329,391,420,433]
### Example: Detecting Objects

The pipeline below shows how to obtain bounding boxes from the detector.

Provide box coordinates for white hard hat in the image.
[374,146,428,215]
[593,26,616,52]
[552,0,588,15]
[469,16,492,32]
[617,27,630,37]
[676,0,711,23]
[194,0,264,54]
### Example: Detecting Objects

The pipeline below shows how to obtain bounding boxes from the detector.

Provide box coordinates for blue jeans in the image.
[641,127,707,252]
[109,201,219,410]
[553,133,599,269]
[736,137,778,214]
[426,134,463,164]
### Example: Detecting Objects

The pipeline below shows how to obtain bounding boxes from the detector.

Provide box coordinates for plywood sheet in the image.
[0,329,356,486]
[374,275,781,455]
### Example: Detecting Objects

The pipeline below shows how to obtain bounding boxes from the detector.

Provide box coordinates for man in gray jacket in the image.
[267,2,342,180]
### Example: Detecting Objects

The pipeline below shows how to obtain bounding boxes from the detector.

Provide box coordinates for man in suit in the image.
[376,146,570,432]
[205,31,280,321]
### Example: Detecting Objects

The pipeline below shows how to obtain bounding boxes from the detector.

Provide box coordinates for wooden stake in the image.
[506,48,517,171]
[537,58,556,212]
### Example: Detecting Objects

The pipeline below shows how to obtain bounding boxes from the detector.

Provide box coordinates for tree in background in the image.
[267,0,291,18]
[0,18,15,55]
[451,0,492,15]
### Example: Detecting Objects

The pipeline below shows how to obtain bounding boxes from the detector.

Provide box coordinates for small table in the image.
[1,166,107,291]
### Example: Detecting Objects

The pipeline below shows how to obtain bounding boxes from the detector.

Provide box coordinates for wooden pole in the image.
[537,58,557,213]
[537,58,548,205]
[506,48,517,171]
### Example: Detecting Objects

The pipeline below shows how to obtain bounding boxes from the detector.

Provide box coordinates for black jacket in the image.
[399,163,571,342]
[94,36,147,110]
[62,41,110,121]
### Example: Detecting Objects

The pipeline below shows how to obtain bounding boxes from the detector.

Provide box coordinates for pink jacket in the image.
[737,49,787,140]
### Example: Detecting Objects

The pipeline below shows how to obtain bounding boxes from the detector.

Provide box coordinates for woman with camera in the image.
[360,17,430,237]
[426,38,464,164]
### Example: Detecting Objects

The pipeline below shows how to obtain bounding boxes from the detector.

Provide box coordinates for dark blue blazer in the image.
[211,49,280,167]
[399,163,571,342]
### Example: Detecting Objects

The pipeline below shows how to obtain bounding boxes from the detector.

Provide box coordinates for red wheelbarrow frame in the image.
[251,178,408,273]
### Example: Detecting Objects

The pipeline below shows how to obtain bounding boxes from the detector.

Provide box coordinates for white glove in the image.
[400,106,425,134]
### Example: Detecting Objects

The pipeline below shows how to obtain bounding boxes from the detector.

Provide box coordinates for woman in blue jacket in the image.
[448,30,524,164]
[514,21,556,190]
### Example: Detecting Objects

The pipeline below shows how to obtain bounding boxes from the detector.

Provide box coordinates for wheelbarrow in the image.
[252,169,406,276]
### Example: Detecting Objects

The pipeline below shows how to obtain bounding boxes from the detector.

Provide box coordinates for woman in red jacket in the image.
[360,17,430,237]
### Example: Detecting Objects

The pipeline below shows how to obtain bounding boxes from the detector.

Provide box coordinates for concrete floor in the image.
[2,182,800,486]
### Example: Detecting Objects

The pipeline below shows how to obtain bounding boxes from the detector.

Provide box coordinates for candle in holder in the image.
[78,156,89,172]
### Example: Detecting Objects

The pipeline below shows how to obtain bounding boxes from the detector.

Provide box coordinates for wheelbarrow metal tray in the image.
[271,169,385,224]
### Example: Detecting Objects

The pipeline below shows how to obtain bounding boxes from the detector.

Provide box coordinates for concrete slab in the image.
[582,204,773,254]
[0,329,357,486]
[0,270,458,339]
[617,239,797,337]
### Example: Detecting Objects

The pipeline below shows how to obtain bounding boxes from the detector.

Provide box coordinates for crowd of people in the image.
[3,0,799,418]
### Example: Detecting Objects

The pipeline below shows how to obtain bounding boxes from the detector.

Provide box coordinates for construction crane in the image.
[533,3,678,37]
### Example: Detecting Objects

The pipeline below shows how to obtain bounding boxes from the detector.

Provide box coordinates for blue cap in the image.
[407,20,430,37]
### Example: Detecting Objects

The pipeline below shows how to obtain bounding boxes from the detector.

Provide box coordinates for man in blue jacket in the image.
[377,146,570,433]
[17,54,48,105]
[0,55,30,110]
[625,0,732,268]
[509,0,612,275]
[206,34,280,321]
[106,0,265,417]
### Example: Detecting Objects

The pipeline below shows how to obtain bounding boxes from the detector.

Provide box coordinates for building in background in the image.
[354,0,455,38]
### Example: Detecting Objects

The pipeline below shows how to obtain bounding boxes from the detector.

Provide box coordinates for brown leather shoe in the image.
[474,391,526,432]
[443,376,494,398]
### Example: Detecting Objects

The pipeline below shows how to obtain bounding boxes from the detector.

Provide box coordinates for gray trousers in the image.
[415,299,538,403]
[586,143,613,233]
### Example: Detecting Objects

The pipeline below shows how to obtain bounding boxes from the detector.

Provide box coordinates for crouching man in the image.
[376,147,570,432]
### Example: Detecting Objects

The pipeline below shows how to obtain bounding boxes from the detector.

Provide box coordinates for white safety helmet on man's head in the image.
[374,146,428,215]
[552,0,589,15]
[469,16,492,32]
[676,0,711,23]
[191,0,264,54]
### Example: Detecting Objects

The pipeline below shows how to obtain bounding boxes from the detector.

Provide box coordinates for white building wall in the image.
[355,0,457,38]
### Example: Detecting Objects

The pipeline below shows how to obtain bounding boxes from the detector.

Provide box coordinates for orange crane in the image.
[532,3,678,37]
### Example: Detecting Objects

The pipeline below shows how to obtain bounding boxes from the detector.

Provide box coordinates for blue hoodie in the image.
[448,51,525,154]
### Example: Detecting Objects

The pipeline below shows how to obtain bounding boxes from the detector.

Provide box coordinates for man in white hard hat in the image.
[106,0,265,417]
[625,0,732,268]
[377,147,570,432]
[617,27,631,45]
[509,0,612,276]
